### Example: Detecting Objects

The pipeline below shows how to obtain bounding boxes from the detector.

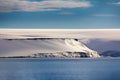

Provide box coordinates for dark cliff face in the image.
[100,51,120,57]
[31,51,100,58]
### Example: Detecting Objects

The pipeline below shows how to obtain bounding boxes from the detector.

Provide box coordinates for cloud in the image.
[93,14,118,17]
[59,12,74,15]
[112,2,120,5]
[0,0,92,12]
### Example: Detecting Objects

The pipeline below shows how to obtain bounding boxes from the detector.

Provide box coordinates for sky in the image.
[0,0,120,29]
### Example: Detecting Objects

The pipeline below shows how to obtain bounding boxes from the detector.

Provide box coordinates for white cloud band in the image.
[0,0,92,12]
[112,2,120,5]
[93,14,118,17]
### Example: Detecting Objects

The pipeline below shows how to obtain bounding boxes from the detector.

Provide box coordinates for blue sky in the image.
[0,0,120,29]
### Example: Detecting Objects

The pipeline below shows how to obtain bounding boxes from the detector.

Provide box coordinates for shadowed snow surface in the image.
[0,39,99,57]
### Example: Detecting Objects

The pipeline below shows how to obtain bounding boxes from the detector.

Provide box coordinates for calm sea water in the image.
[0,58,120,80]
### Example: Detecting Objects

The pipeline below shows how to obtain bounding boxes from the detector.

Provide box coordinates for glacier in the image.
[0,38,100,58]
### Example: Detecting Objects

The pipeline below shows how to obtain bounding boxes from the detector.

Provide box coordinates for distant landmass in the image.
[100,51,120,57]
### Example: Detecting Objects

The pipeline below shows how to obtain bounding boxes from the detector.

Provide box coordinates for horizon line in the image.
[0,28,120,31]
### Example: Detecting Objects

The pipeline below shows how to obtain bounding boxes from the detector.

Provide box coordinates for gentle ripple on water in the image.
[0,58,120,80]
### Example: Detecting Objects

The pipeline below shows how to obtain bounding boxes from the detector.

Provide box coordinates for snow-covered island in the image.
[0,29,120,58]
[0,38,100,58]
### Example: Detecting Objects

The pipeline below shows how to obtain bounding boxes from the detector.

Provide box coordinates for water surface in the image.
[0,58,120,80]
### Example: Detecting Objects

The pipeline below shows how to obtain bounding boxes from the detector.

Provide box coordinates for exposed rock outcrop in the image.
[31,51,100,58]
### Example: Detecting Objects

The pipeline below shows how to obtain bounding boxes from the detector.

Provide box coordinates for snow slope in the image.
[0,38,99,57]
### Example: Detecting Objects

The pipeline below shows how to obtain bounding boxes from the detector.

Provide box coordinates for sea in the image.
[0,58,120,80]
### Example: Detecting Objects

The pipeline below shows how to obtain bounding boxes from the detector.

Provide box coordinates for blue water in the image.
[0,58,120,80]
